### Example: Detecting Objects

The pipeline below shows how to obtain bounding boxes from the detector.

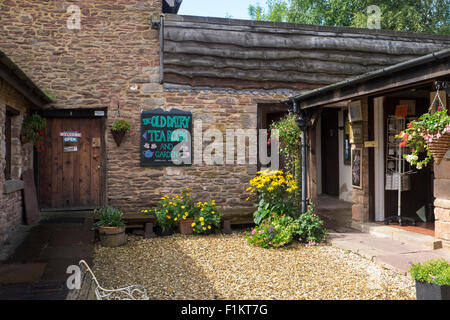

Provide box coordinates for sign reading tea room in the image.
[140,108,192,166]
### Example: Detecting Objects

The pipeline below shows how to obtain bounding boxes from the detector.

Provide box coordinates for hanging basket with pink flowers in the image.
[397,85,450,169]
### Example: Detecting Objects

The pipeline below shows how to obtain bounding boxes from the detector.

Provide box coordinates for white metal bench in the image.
[78,260,149,300]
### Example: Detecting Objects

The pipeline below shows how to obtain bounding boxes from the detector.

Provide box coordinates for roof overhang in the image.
[0,50,53,108]
[283,48,450,109]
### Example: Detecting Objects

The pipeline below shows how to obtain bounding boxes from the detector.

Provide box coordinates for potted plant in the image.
[397,105,450,168]
[21,113,47,152]
[409,258,450,300]
[191,199,221,235]
[170,188,195,235]
[153,198,177,236]
[111,119,131,146]
[94,207,126,247]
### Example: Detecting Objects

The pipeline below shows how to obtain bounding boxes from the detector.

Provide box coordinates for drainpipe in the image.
[294,101,311,214]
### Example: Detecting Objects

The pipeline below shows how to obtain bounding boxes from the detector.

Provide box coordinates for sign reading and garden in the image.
[140,108,192,166]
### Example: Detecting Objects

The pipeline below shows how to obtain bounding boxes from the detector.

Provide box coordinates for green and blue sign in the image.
[140,108,192,166]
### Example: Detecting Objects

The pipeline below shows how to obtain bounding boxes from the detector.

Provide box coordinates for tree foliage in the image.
[248,0,450,34]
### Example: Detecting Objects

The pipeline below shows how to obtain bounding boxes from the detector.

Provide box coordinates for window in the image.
[4,106,19,180]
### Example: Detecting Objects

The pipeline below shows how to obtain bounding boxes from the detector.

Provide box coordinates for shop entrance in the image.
[38,114,105,210]
[382,91,435,233]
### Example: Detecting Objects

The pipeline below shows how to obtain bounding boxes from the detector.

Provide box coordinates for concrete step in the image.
[351,222,442,250]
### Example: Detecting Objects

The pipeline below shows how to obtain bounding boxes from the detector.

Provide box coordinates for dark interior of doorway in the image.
[321,108,340,196]
[383,90,435,227]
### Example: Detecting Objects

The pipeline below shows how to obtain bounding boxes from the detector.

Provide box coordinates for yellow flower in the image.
[208,225,211,229]
[199,217,204,221]
[211,211,215,214]
[185,212,188,215]
[246,187,252,191]
[201,208,204,212]
[246,197,250,201]
[186,187,190,191]
[174,217,178,221]
[181,206,185,209]
[202,227,206,231]
[163,204,166,207]
[191,222,196,227]
[201,222,204,226]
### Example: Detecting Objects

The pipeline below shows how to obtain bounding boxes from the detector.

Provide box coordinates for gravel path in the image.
[93,231,415,300]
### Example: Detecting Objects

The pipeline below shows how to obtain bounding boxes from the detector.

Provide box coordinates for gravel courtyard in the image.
[93,231,415,300]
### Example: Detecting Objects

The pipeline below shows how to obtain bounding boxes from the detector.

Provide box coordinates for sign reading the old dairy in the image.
[140,108,192,166]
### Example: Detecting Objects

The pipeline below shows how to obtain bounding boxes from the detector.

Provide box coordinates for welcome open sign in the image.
[140,108,192,166]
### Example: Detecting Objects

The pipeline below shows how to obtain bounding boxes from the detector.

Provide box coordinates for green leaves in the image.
[409,259,450,286]
[94,207,125,227]
[112,119,131,132]
[249,0,450,34]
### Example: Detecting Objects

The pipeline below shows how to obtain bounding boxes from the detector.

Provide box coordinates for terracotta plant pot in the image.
[98,226,126,247]
[178,218,194,235]
[428,133,450,165]
[111,129,127,147]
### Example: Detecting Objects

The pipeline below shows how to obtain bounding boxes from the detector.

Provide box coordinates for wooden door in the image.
[321,108,340,196]
[39,117,103,209]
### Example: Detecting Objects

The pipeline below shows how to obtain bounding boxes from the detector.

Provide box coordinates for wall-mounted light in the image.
[151,14,161,30]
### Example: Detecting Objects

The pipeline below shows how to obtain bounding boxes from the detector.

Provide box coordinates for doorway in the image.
[38,116,104,210]
[321,108,339,196]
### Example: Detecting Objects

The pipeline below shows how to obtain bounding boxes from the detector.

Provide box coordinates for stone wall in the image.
[434,157,450,249]
[111,89,287,222]
[0,0,288,222]
[0,79,34,245]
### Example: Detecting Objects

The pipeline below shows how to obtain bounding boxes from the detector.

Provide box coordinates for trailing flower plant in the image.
[270,113,302,204]
[397,105,450,169]
[246,169,298,224]
[21,113,47,152]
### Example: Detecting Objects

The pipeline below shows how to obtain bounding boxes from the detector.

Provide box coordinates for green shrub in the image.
[94,207,125,227]
[295,204,328,245]
[246,213,299,249]
[409,259,450,286]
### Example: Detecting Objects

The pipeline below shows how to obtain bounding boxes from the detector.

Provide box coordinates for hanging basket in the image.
[111,129,127,147]
[428,133,450,165]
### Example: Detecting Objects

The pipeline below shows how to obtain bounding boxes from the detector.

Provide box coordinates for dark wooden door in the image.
[321,108,339,196]
[39,117,103,209]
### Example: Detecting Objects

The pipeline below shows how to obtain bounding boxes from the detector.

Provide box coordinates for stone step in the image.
[351,222,442,250]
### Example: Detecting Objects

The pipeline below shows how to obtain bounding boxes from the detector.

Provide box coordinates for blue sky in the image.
[178,0,267,20]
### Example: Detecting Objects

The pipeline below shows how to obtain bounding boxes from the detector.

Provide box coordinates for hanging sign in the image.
[64,146,78,153]
[63,137,78,143]
[140,108,192,166]
[60,131,82,138]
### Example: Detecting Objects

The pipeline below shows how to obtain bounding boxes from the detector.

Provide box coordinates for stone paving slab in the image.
[329,229,450,276]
